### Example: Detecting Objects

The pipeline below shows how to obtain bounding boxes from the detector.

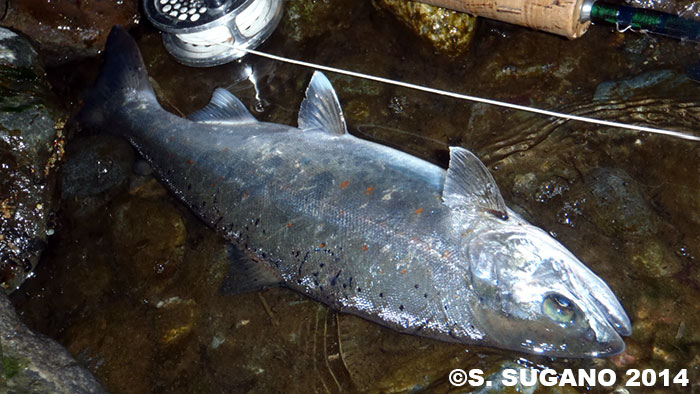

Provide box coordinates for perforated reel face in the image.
[144,0,283,66]
[156,0,209,24]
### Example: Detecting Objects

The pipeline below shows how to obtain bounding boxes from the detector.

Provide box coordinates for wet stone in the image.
[0,28,65,293]
[374,0,478,57]
[0,0,140,65]
[0,292,106,393]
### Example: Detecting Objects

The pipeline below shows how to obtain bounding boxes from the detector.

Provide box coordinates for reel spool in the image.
[144,0,283,67]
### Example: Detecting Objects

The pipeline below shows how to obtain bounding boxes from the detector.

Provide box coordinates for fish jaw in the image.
[461,221,631,358]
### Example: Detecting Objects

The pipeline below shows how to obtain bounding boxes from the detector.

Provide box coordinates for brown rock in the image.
[1,0,140,65]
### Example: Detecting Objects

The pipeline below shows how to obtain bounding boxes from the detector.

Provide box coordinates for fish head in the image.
[465,225,631,357]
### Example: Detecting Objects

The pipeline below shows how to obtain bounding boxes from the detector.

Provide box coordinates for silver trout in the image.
[81,27,631,358]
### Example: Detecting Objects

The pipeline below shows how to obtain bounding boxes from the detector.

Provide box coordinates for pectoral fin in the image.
[442,147,509,220]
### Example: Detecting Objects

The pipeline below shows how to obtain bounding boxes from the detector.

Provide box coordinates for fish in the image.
[80,26,631,358]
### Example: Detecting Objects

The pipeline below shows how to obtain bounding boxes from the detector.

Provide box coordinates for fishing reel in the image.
[144,0,283,67]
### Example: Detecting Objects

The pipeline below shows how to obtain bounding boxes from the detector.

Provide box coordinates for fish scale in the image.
[80,26,632,358]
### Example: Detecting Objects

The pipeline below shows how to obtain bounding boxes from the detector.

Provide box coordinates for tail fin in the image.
[80,26,157,128]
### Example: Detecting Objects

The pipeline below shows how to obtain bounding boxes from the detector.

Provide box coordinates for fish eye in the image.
[543,293,576,324]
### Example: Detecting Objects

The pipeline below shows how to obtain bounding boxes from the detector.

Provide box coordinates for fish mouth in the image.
[595,297,632,337]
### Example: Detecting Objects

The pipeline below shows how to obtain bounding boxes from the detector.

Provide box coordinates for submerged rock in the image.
[0,28,65,293]
[625,0,700,21]
[374,0,478,56]
[0,292,106,393]
[280,0,359,43]
[585,168,656,236]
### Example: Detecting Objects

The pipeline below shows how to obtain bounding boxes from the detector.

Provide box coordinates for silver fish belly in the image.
[81,26,632,358]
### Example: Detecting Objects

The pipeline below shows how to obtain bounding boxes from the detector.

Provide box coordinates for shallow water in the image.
[8,1,700,393]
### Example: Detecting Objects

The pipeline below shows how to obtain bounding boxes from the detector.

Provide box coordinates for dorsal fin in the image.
[442,147,509,220]
[187,88,257,124]
[298,71,347,135]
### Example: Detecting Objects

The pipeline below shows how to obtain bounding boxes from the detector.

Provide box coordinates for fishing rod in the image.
[419,0,700,42]
[140,0,700,141]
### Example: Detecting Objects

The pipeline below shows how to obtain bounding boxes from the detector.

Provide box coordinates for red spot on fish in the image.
[287,222,292,228]
[187,159,194,165]
[321,243,326,248]
[211,183,216,188]
[442,251,451,258]
[169,136,175,141]
[340,180,350,189]
[415,208,423,214]
[401,269,407,275]
[362,244,368,251]
[243,191,250,200]
[366,186,374,195]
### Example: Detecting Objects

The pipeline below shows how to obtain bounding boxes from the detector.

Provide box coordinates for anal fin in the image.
[219,243,283,295]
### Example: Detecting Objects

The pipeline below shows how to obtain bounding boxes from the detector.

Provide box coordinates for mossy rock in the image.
[374,0,478,56]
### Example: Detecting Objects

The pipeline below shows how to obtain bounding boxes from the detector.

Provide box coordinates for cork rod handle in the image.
[417,0,591,38]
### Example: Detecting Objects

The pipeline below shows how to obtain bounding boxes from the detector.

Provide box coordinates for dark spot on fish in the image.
[260,252,266,259]
[312,272,319,277]
[357,287,361,292]
[424,293,428,298]
[297,279,302,284]
[414,284,419,289]
[319,263,325,268]
[379,292,384,297]
[486,209,509,221]
[319,285,324,291]
[342,284,347,288]
[254,218,260,226]
[330,270,342,286]
[187,184,192,190]
[399,305,404,311]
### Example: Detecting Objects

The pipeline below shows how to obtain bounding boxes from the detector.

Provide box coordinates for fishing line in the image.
[208,40,700,142]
